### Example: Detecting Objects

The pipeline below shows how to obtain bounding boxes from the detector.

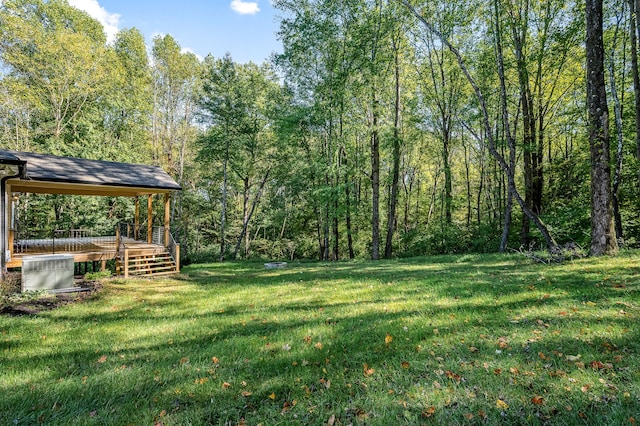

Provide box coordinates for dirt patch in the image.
[0,281,103,316]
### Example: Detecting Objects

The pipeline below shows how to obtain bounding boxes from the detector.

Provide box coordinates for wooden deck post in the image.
[175,244,180,273]
[147,194,153,244]
[124,248,129,278]
[134,196,140,240]
[164,193,170,247]
[6,185,13,261]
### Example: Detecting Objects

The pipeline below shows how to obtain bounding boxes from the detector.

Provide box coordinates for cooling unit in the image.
[22,254,74,292]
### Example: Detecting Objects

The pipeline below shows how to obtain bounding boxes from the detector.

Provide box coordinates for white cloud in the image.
[230,0,260,15]
[181,47,204,62]
[67,0,121,44]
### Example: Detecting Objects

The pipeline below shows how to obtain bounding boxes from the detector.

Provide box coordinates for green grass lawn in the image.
[1,252,639,425]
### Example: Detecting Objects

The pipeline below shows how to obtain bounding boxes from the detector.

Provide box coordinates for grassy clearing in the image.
[1,252,639,425]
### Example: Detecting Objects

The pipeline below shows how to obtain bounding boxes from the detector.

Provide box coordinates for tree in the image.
[400,0,559,251]
[199,55,280,260]
[198,54,242,261]
[586,0,618,255]
[0,0,109,152]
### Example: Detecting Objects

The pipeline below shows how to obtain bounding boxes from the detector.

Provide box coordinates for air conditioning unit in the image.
[22,254,74,292]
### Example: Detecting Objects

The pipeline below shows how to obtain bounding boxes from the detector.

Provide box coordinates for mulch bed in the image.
[0,280,102,316]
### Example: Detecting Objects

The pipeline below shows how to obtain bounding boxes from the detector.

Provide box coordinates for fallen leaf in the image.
[97,355,107,363]
[565,354,581,362]
[327,414,336,426]
[222,382,232,389]
[464,413,474,420]
[314,342,324,350]
[401,361,410,369]
[531,396,544,405]
[212,356,220,364]
[445,370,461,382]
[469,346,479,353]
[241,391,252,397]
[269,392,276,400]
[385,333,393,346]
[363,363,375,377]
[496,399,509,410]
[422,406,436,418]
[590,361,606,370]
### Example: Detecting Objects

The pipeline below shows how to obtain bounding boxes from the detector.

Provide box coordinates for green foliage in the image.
[83,270,112,281]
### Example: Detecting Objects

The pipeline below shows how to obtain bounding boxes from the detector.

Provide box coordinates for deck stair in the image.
[117,248,178,277]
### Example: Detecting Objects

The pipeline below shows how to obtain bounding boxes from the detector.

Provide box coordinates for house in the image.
[0,150,182,278]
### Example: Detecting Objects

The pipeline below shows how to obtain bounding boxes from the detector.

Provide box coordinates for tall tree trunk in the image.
[342,147,355,259]
[333,186,340,260]
[443,134,452,225]
[463,138,472,227]
[608,9,626,241]
[586,0,618,256]
[495,0,516,252]
[385,38,402,259]
[628,0,640,197]
[233,169,270,259]
[371,87,381,260]
[508,0,537,246]
[219,140,229,262]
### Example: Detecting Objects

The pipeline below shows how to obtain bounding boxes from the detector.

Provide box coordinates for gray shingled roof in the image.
[0,150,181,192]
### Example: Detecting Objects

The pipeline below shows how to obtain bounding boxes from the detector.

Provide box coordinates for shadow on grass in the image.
[2,253,640,424]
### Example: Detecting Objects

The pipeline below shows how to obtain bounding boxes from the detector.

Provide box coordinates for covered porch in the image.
[0,150,182,278]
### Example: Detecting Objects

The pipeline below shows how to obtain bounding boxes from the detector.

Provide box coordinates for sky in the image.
[66,0,282,64]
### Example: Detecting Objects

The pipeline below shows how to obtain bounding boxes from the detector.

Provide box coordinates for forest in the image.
[0,0,633,263]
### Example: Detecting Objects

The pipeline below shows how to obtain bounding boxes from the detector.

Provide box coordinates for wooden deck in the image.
[7,236,167,269]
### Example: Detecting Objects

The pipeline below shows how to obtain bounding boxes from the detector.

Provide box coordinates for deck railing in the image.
[12,228,117,255]
[167,231,180,273]
[117,223,165,245]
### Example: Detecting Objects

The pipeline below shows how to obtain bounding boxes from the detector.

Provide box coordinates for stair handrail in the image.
[167,231,180,273]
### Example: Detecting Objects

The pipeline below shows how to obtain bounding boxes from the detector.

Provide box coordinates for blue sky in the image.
[67,0,282,64]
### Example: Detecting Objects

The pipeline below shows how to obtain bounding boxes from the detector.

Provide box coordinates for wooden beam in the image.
[134,196,140,240]
[147,194,153,244]
[164,193,170,247]
[6,184,13,261]
[7,179,171,197]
